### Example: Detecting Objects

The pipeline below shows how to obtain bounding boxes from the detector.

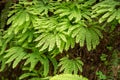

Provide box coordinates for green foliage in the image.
[100,53,108,65]
[100,53,107,61]
[58,56,83,74]
[0,30,3,47]
[33,0,103,52]
[19,67,40,80]
[50,74,88,80]
[23,52,50,76]
[0,0,120,79]
[96,71,107,80]
[108,49,120,79]
[0,54,7,72]
[0,0,12,29]
[4,47,26,68]
[92,0,120,23]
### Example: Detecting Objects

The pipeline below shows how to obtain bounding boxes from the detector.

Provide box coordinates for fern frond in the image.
[4,47,27,68]
[19,72,38,80]
[23,52,40,71]
[34,17,69,53]
[47,55,58,74]
[0,54,7,71]
[92,0,120,23]
[16,30,34,47]
[54,0,95,22]
[69,22,102,51]
[23,51,49,76]
[58,57,83,74]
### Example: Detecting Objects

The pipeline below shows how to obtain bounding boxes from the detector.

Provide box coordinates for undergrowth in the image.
[0,0,120,80]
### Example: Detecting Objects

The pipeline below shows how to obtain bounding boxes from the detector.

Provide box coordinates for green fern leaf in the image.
[59,41,65,53]
[58,57,83,74]
[24,53,40,71]
[58,33,67,42]
[116,9,120,20]
[107,11,117,22]
[73,61,79,74]
[22,21,31,33]
[13,52,26,68]
[101,12,112,19]
[34,33,48,42]
[85,29,92,51]
[50,49,60,57]
[92,0,120,23]
[89,29,100,49]
[36,35,48,48]
[8,9,18,17]
[96,9,109,14]
[71,27,80,38]
[43,56,49,77]
[25,12,30,22]
[55,35,61,49]
[58,57,69,72]
[82,13,92,22]
[92,27,103,38]
[0,55,7,71]
[5,54,18,63]
[7,9,23,25]
[39,41,49,51]
[76,26,86,47]
[17,32,28,43]
[70,37,75,48]
[48,56,58,74]
[12,11,24,27]
[65,37,71,51]
[7,14,16,25]
[28,32,33,42]
[19,73,38,80]
[48,36,56,51]
[4,47,26,68]
[17,11,26,26]
[75,58,84,72]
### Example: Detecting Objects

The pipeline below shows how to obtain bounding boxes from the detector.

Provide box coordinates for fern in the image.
[23,51,49,76]
[50,74,88,80]
[1,0,115,79]
[4,47,27,68]
[19,67,39,80]
[34,17,72,52]
[69,23,103,51]
[0,31,14,55]
[54,0,95,22]
[4,0,39,49]
[0,54,7,72]
[33,0,102,52]
[92,0,120,23]
[58,56,83,74]
[19,54,58,79]
[23,52,41,71]
[19,73,38,80]
[47,55,58,74]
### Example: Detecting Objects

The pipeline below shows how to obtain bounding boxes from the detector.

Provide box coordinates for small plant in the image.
[100,53,108,65]
[58,56,83,74]
[100,53,107,61]
[96,71,107,80]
